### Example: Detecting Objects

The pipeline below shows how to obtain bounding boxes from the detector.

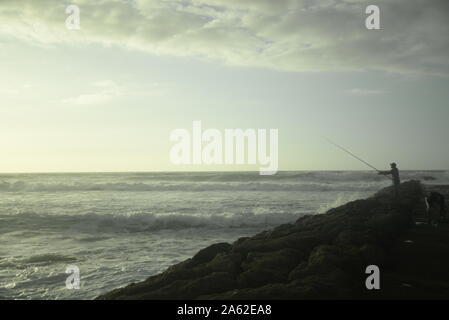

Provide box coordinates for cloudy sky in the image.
[1,0,448,172]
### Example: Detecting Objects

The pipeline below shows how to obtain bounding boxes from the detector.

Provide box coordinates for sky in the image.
[1,0,448,172]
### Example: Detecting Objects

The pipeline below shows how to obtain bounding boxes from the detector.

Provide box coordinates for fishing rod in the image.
[322,136,391,180]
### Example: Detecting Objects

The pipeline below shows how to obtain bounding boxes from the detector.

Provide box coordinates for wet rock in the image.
[191,242,232,266]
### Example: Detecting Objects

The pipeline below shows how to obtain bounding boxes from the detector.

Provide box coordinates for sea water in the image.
[0,170,447,299]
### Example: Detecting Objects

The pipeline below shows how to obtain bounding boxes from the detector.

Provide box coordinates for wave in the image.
[0,254,77,270]
[22,253,77,265]
[0,180,385,193]
[116,170,449,182]
[1,211,305,234]
[0,171,446,193]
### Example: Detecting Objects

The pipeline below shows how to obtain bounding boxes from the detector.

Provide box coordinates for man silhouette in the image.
[379,163,400,198]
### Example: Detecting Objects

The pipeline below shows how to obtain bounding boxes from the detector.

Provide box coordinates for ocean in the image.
[0,170,447,299]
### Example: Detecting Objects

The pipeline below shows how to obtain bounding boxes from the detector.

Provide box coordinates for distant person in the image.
[426,191,446,226]
[378,162,400,198]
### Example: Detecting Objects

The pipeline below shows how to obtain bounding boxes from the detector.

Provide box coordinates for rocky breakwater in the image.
[98,180,425,299]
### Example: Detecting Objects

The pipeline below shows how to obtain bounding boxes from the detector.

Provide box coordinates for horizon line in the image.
[0,169,447,174]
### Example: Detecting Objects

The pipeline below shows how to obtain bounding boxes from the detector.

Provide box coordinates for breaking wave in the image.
[0,171,446,193]
[21,253,77,265]
[1,211,305,234]
[0,181,383,193]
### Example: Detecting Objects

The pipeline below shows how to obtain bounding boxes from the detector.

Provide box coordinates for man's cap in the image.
[390,162,397,166]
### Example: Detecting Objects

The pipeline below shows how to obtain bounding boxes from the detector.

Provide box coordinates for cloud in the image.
[61,80,122,105]
[61,92,116,106]
[1,0,448,75]
[60,80,163,105]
